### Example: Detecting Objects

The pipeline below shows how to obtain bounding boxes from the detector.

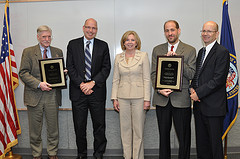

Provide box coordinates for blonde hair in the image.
[120,31,141,50]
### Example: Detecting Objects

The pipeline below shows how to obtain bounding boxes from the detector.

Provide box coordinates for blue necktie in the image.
[193,47,206,88]
[85,41,91,81]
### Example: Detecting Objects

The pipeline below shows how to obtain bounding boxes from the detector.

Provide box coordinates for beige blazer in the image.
[111,50,151,101]
[19,44,63,106]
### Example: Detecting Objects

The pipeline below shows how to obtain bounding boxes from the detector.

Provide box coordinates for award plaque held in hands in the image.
[39,57,67,88]
[155,56,183,91]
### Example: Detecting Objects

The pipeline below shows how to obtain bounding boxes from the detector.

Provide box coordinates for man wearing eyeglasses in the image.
[67,18,111,159]
[190,21,230,159]
[151,20,196,159]
[19,25,63,159]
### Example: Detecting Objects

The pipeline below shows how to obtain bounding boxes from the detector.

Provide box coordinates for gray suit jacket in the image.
[151,41,196,108]
[19,44,63,106]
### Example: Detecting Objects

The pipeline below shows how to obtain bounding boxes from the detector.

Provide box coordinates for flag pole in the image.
[224,135,228,159]
[3,1,22,158]
[4,148,22,159]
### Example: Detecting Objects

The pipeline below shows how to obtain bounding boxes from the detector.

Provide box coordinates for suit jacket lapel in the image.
[79,38,85,64]
[50,46,58,58]
[91,38,98,74]
[161,43,168,55]
[92,38,97,66]
[175,41,184,55]
[34,45,42,61]
[200,42,217,73]
[119,50,141,68]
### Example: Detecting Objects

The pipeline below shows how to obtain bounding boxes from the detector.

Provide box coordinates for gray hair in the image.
[37,25,52,35]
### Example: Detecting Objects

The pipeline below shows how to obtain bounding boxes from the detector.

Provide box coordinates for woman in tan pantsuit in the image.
[111,31,151,159]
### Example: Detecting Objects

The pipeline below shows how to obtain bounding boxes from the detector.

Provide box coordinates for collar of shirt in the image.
[202,40,216,63]
[168,40,180,52]
[39,44,52,58]
[84,36,94,55]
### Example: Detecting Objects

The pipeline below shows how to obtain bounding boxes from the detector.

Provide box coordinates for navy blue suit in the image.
[191,42,229,159]
[67,37,111,158]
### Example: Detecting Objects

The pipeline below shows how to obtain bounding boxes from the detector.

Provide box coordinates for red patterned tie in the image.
[43,49,48,59]
[171,45,174,51]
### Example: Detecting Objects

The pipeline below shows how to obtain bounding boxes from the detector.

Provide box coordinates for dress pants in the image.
[72,93,107,158]
[193,103,224,159]
[27,91,59,157]
[118,98,146,159]
[156,100,191,159]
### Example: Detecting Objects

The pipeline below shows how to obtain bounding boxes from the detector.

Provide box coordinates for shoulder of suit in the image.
[68,37,83,44]
[153,43,167,50]
[50,46,62,52]
[115,52,124,59]
[179,41,195,50]
[94,38,108,45]
[22,44,39,54]
[216,42,228,52]
[136,50,148,56]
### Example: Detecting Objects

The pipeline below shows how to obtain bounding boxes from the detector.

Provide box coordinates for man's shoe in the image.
[48,155,58,159]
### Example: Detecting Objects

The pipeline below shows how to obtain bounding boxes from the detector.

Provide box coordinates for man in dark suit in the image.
[66,18,111,159]
[151,20,196,159]
[190,21,230,159]
[19,25,63,159]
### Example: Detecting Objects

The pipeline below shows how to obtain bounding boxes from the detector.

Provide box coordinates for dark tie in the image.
[85,41,91,81]
[192,47,206,88]
[43,49,48,59]
[171,45,174,51]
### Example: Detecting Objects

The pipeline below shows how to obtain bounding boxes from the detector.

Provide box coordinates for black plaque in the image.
[155,56,183,91]
[39,57,67,88]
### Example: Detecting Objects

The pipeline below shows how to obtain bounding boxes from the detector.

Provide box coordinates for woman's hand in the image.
[144,101,150,110]
[113,99,120,112]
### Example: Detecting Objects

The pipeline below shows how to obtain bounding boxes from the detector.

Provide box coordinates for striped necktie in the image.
[85,41,91,81]
[192,47,206,88]
[43,49,48,59]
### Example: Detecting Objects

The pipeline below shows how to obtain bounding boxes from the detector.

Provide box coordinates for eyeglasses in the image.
[200,30,217,34]
[84,26,97,31]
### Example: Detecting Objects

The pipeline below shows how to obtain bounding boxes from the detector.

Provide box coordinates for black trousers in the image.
[193,103,224,159]
[72,93,107,158]
[156,100,192,159]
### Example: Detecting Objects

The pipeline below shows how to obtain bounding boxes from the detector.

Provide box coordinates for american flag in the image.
[0,2,21,158]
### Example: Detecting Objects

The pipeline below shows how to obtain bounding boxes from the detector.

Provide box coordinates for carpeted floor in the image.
[18,154,240,159]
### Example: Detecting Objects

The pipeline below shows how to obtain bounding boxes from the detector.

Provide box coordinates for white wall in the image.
[0,0,240,109]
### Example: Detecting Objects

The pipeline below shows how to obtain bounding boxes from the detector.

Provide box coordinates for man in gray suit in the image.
[151,20,196,159]
[19,25,63,159]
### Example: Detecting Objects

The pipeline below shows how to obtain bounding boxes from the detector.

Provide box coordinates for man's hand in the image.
[166,51,177,56]
[40,82,52,91]
[64,69,68,75]
[190,88,195,95]
[158,89,173,97]
[80,81,95,95]
[190,89,200,102]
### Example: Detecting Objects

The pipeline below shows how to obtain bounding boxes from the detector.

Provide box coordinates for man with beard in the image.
[151,20,196,159]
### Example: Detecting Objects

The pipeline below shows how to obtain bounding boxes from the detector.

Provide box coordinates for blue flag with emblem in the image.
[220,0,238,140]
